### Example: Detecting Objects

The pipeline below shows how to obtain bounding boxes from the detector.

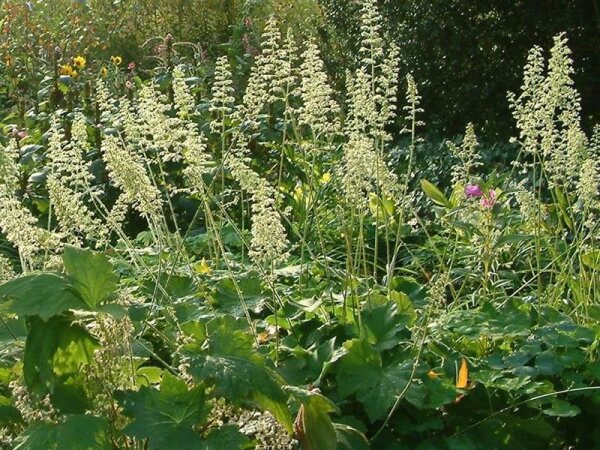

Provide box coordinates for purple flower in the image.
[465,184,484,198]
[481,190,497,209]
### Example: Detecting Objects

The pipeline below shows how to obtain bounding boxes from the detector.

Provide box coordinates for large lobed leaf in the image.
[23,316,98,399]
[13,415,111,450]
[336,339,419,422]
[0,246,119,320]
[116,373,211,450]
[0,274,86,320]
[186,315,293,433]
[63,245,119,308]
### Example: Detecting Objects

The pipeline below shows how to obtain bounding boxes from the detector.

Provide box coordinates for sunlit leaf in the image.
[63,246,119,308]
[116,373,210,450]
[0,274,86,320]
[420,179,451,207]
[14,415,110,450]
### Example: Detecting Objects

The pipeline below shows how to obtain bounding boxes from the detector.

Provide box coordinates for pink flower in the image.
[481,190,497,209]
[127,62,136,71]
[10,128,27,140]
[465,184,484,198]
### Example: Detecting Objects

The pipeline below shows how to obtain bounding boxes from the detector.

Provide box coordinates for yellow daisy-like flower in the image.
[320,172,332,184]
[73,55,86,69]
[100,66,108,79]
[110,55,122,66]
[59,64,77,77]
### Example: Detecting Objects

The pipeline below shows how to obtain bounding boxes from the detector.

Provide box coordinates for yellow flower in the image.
[427,370,440,380]
[110,55,122,66]
[73,55,86,69]
[59,64,77,77]
[196,258,212,275]
[294,185,304,199]
[100,66,108,78]
[320,172,332,184]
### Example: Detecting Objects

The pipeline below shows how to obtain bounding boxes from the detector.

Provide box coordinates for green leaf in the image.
[334,423,370,450]
[336,339,415,422]
[63,246,119,308]
[186,316,292,432]
[535,352,563,376]
[116,373,210,450]
[494,234,533,249]
[0,394,21,425]
[189,354,292,432]
[0,274,86,320]
[582,250,600,271]
[389,277,427,308]
[212,272,267,317]
[14,415,111,450]
[136,367,164,386]
[389,291,417,325]
[95,303,127,318]
[23,316,98,398]
[295,392,338,450]
[554,186,574,231]
[361,302,406,350]
[420,179,450,207]
[422,377,458,408]
[285,385,340,414]
[541,399,581,417]
[193,355,285,403]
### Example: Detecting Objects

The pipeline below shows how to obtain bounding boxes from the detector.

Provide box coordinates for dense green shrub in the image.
[319,0,600,139]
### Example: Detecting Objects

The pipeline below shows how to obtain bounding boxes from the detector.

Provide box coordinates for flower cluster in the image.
[209,56,236,134]
[297,39,339,139]
[0,254,15,283]
[340,0,402,212]
[0,139,61,269]
[509,33,590,191]
[465,184,497,209]
[101,134,163,224]
[172,66,196,119]
[9,380,57,424]
[46,116,105,245]
[341,133,399,211]
[345,0,400,141]
[448,123,482,186]
[59,64,78,77]
[225,135,290,267]
[85,313,135,415]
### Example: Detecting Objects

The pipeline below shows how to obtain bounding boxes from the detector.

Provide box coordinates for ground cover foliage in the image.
[0,1,600,449]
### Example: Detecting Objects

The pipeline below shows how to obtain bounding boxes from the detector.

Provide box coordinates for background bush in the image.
[319,0,600,139]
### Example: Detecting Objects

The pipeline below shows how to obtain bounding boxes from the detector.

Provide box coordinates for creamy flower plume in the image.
[297,39,340,139]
